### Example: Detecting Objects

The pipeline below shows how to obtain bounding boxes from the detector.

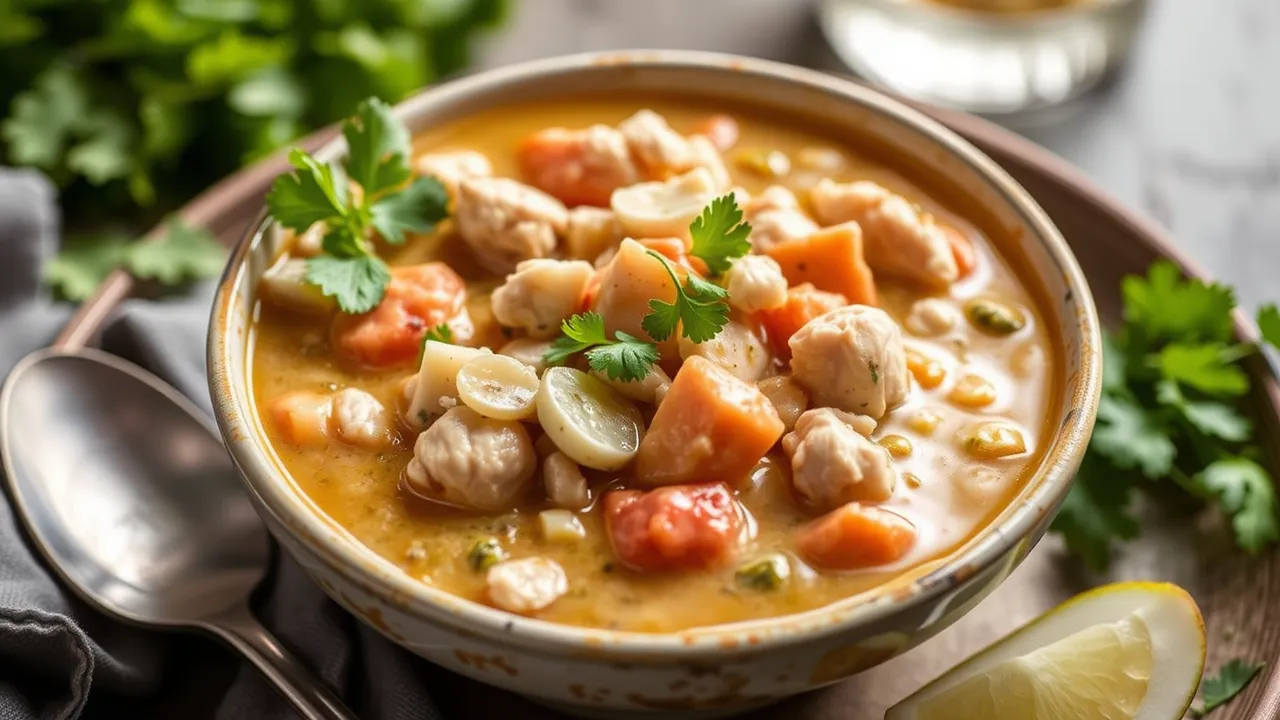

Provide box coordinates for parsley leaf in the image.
[543,312,660,382]
[267,149,350,231]
[1197,458,1280,553]
[1196,659,1265,715]
[370,175,449,243]
[1051,455,1139,572]
[1090,394,1175,478]
[342,97,412,199]
[126,220,226,285]
[305,254,390,315]
[688,193,752,275]
[1123,260,1236,345]
[1157,343,1250,396]
[641,251,731,344]
[1257,304,1280,350]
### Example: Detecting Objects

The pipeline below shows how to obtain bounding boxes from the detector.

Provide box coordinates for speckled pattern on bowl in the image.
[207,51,1101,718]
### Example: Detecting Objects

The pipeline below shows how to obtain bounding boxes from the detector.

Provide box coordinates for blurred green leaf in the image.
[2,65,88,169]
[229,67,306,118]
[44,232,134,301]
[186,31,295,87]
[139,95,191,157]
[126,220,226,285]
[66,111,135,185]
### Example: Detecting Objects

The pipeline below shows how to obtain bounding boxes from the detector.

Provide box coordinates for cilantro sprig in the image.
[688,193,752,276]
[641,251,731,344]
[1052,260,1280,570]
[1194,658,1265,716]
[543,312,660,382]
[266,98,448,314]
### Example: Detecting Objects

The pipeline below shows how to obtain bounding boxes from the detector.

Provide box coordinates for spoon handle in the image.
[210,605,359,720]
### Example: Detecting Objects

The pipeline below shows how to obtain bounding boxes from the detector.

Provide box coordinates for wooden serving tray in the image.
[72,106,1280,719]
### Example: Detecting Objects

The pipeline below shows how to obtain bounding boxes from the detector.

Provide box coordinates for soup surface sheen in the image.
[251,96,1059,632]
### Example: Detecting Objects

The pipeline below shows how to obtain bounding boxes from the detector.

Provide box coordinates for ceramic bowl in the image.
[207,50,1101,718]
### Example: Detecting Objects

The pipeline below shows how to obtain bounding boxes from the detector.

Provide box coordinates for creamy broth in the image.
[250,96,1059,632]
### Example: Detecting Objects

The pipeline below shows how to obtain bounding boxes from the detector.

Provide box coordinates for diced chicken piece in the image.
[270,391,332,446]
[904,297,960,337]
[619,110,729,190]
[692,114,740,152]
[603,483,745,572]
[519,125,640,207]
[789,305,909,419]
[592,238,681,364]
[454,178,568,274]
[564,206,624,262]
[415,150,492,197]
[748,209,818,253]
[677,319,772,383]
[404,406,535,511]
[611,167,719,241]
[593,365,672,406]
[744,185,800,216]
[490,259,594,338]
[486,557,568,614]
[330,388,392,449]
[783,408,895,511]
[809,180,959,288]
[543,451,590,510]
[724,255,788,313]
[756,375,809,432]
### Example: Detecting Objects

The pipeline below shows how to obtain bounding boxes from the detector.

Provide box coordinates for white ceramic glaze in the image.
[208,51,1101,716]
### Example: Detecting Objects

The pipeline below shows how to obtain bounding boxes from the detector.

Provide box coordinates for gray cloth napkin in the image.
[0,169,455,720]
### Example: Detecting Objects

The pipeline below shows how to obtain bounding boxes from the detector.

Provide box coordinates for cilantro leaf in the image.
[1258,304,1280,351]
[125,220,226,285]
[370,175,449,243]
[44,232,134,301]
[1123,261,1236,344]
[543,312,659,382]
[2,65,89,170]
[1158,343,1250,397]
[1090,394,1176,478]
[1051,455,1139,572]
[1197,458,1280,553]
[267,148,350,230]
[641,251,731,343]
[305,254,390,314]
[584,332,662,382]
[424,324,453,344]
[1181,402,1252,443]
[342,97,412,199]
[1197,659,1265,715]
[689,193,752,275]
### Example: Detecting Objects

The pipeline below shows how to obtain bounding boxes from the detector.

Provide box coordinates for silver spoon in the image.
[0,346,356,720]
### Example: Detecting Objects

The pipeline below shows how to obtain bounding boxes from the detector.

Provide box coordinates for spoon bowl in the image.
[0,347,353,720]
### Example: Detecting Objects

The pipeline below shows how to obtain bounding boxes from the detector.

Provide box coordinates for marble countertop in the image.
[476,0,1279,310]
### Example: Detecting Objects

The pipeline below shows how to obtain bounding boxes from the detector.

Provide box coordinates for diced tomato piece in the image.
[942,225,977,278]
[517,128,635,207]
[757,283,848,357]
[692,114,739,152]
[332,263,468,368]
[604,483,744,572]
[795,503,916,570]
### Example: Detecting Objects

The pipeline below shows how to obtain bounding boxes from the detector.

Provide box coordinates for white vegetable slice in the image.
[610,167,718,239]
[456,354,540,421]
[538,509,586,543]
[536,367,644,471]
[260,257,335,315]
[406,341,491,429]
[499,338,555,374]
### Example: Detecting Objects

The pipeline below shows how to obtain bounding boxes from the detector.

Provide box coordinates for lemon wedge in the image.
[887,582,1206,720]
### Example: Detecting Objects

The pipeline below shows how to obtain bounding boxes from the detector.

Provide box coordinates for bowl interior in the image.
[208,50,1100,656]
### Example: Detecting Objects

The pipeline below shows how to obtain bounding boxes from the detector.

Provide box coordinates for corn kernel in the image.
[905,348,947,389]
[878,434,913,458]
[906,408,944,435]
[948,374,997,408]
[959,422,1026,460]
[903,472,924,489]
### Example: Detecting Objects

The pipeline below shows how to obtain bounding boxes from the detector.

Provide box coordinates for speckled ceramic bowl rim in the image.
[208,50,1101,660]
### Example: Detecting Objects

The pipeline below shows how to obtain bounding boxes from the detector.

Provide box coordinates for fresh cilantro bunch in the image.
[44,219,226,299]
[1053,260,1280,570]
[3,0,505,299]
[542,193,753,380]
[266,98,448,313]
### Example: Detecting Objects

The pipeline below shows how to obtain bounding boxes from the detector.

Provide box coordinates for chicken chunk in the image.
[619,110,730,190]
[486,557,568,614]
[809,180,959,288]
[593,365,672,406]
[518,125,640,207]
[330,388,393,449]
[454,177,568,274]
[783,408,894,511]
[756,375,809,432]
[744,185,800,215]
[739,185,816,253]
[415,150,492,197]
[678,319,772,382]
[788,305,909,419]
[564,206,624,262]
[490,259,594,338]
[725,255,788,313]
[611,167,719,240]
[404,406,535,511]
[543,451,590,510]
